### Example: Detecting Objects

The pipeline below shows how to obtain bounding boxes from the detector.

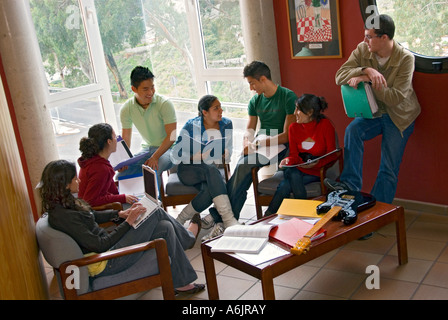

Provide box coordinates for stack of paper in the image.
[276,199,324,219]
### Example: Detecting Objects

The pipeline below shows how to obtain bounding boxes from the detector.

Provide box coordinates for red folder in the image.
[269,218,326,248]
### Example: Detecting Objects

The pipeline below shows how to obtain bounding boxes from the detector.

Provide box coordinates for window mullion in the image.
[78,0,117,128]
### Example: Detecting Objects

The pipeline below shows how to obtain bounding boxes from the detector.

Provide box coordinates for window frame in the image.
[185,0,247,98]
[359,0,448,74]
[40,0,249,129]
[43,0,118,128]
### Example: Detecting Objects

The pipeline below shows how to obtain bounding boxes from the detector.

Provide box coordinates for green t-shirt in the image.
[248,85,297,136]
[120,94,176,148]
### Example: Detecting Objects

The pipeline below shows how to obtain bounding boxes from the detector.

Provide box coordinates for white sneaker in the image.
[201,223,224,242]
[201,213,215,230]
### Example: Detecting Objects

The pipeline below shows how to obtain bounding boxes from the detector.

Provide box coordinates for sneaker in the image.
[201,222,224,242]
[324,178,350,191]
[201,213,215,230]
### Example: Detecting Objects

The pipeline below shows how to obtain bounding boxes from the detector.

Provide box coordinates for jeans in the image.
[97,208,197,288]
[117,147,173,192]
[340,114,415,204]
[177,163,227,213]
[266,168,320,215]
[221,146,289,219]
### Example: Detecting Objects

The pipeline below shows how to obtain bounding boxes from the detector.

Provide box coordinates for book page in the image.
[109,139,132,168]
[233,242,290,265]
[364,83,379,114]
[222,224,276,238]
[210,224,277,253]
[253,134,286,160]
[210,236,268,253]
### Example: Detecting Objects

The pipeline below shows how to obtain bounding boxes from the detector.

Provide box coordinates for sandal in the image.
[175,283,205,295]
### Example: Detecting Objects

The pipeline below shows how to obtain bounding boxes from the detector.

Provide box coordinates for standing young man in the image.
[118,66,176,190]
[325,14,421,204]
[206,61,297,234]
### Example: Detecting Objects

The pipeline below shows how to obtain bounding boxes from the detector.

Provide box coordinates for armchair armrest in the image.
[59,239,168,270]
[57,238,174,300]
[92,202,123,211]
[59,238,173,298]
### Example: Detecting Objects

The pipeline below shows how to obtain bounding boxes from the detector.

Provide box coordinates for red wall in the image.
[273,1,448,205]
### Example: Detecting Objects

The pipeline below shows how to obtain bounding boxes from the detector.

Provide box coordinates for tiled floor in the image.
[43,191,448,300]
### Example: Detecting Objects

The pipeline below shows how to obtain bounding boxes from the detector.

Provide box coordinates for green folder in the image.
[341,82,379,119]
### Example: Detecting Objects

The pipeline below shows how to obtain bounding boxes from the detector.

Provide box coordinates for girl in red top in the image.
[78,123,138,207]
[265,94,338,216]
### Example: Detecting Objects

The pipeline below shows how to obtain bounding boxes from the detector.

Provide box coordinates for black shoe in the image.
[324,178,350,191]
[358,232,374,240]
[175,283,206,295]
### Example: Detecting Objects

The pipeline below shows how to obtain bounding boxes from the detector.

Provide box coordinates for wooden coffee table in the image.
[201,200,407,300]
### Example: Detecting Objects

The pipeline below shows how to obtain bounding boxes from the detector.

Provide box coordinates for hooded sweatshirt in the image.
[78,155,126,207]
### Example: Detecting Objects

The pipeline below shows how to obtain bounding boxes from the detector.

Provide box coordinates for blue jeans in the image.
[177,163,227,213]
[266,168,320,215]
[340,114,415,204]
[97,208,197,288]
[222,146,289,219]
[117,147,173,192]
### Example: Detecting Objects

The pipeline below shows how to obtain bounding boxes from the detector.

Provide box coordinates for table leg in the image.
[395,207,408,265]
[201,245,219,300]
[260,267,275,300]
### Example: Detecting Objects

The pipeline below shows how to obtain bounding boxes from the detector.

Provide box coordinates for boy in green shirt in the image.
[118,66,176,191]
[206,61,297,236]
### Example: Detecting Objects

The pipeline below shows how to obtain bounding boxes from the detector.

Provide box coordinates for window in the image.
[31,0,251,162]
[30,0,118,163]
[359,0,448,73]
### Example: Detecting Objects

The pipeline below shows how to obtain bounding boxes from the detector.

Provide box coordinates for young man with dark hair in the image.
[204,61,297,237]
[118,66,176,190]
[325,14,421,204]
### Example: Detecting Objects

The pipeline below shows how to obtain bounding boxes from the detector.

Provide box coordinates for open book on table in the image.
[281,148,341,168]
[210,224,277,254]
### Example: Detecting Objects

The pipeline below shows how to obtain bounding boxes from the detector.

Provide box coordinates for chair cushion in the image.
[91,249,160,291]
[165,172,200,195]
[36,215,90,295]
[165,167,227,196]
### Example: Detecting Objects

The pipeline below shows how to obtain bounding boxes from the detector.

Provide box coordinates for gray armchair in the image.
[36,214,175,300]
